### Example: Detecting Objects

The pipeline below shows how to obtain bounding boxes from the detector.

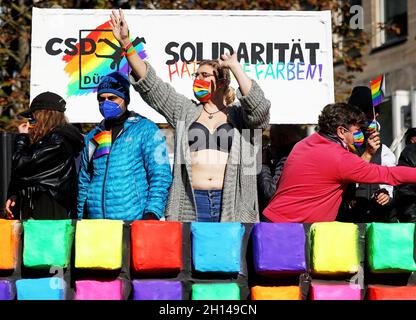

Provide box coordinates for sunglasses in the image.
[28,117,37,128]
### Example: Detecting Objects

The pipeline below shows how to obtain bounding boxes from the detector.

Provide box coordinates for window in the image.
[375,0,408,47]
[333,0,363,64]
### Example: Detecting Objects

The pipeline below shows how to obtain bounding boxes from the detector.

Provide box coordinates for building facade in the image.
[344,0,416,156]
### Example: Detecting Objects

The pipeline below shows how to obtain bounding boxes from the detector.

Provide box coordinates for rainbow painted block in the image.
[75,220,123,270]
[23,220,74,268]
[131,221,182,274]
[310,222,360,274]
[367,286,416,300]
[0,280,15,300]
[75,279,123,300]
[133,280,182,300]
[252,223,306,274]
[251,286,301,300]
[192,283,240,300]
[191,222,244,273]
[0,220,20,270]
[311,283,361,300]
[16,278,65,300]
[367,223,416,272]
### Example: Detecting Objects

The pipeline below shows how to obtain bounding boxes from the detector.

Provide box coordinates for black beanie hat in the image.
[348,86,379,115]
[97,72,130,105]
[20,92,66,118]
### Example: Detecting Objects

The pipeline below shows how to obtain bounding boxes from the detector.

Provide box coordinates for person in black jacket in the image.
[5,92,84,220]
[394,128,416,222]
[337,86,396,223]
[258,124,304,215]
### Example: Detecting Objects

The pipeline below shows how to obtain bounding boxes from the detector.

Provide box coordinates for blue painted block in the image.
[191,222,245,273]
[16,278,65,300]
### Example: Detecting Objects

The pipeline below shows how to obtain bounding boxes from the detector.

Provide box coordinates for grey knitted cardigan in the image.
[130,62,271,222]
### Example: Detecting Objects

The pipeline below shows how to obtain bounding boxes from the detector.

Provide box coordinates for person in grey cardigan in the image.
[110,9,271,222]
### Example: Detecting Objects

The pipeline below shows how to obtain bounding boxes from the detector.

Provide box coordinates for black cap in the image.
[348,86,379,115]
[20,91,66,118]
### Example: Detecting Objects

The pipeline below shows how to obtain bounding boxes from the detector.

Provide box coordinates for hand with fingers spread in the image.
[110,9,130,47]
[109,8,147,79]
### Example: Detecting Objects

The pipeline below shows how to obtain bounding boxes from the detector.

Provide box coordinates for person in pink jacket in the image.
[263,103,416,223]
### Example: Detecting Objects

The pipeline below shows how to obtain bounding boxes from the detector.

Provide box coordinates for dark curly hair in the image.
[317,103,366,135]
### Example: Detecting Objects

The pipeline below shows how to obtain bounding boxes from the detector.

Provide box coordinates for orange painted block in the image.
[251,286,301,300]
[367,286,416,300]
[0,220,21,270]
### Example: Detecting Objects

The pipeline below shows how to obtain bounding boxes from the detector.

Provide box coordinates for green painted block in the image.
[367,223,416,273]
[23,220,74,268]
[191,283,240,300]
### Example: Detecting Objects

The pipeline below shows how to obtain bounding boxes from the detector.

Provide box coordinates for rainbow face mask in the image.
[193,79,211,103]
[352,130,365,148]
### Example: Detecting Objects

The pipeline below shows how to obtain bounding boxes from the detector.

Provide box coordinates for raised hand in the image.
[110,9,130,46]
[18,122,29,134]
[218,53,239,70]
[366,132,381,156]
[218,52,252,96]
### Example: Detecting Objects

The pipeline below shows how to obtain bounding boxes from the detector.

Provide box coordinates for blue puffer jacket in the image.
[77,112,172,220]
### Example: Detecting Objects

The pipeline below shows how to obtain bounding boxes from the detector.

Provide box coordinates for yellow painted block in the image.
[310,222,360,274]
[75,220,123,269]
[251,286,301,300]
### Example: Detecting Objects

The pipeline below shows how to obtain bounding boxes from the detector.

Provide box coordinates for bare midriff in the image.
[190,150,228,190]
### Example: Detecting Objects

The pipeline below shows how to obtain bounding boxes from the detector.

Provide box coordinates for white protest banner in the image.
[31,8,334,124]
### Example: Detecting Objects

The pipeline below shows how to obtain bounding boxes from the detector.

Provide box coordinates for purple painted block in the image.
[0,280,14,300]
[253,223,306,274]
[133,280,182,300]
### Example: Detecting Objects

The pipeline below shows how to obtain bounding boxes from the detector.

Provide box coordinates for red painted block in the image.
[131,221,182,274]
[367,285,416,300]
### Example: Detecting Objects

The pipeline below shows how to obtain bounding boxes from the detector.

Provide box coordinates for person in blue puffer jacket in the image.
[77,71,172,220]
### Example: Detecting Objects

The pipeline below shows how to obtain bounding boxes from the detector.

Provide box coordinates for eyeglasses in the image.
[192,72,215,79]
[341,126,361,134]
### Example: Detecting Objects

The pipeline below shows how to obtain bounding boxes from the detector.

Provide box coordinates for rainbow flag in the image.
[92,131,112,159]
[366,120,378,134]
[370,74,385,107]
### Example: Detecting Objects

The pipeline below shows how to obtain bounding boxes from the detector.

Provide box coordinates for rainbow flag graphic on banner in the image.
[92,131,112,159]
[370,74,385,107]
[62,21,147,97]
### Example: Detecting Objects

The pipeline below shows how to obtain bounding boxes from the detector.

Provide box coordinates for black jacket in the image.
[7,124,84,219]
[337,146,395,223]
[395,144,416,222]
[257,141,298,214]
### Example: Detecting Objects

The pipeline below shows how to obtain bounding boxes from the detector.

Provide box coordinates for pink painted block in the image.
[75,279,123,300]
[311,283,361,300]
